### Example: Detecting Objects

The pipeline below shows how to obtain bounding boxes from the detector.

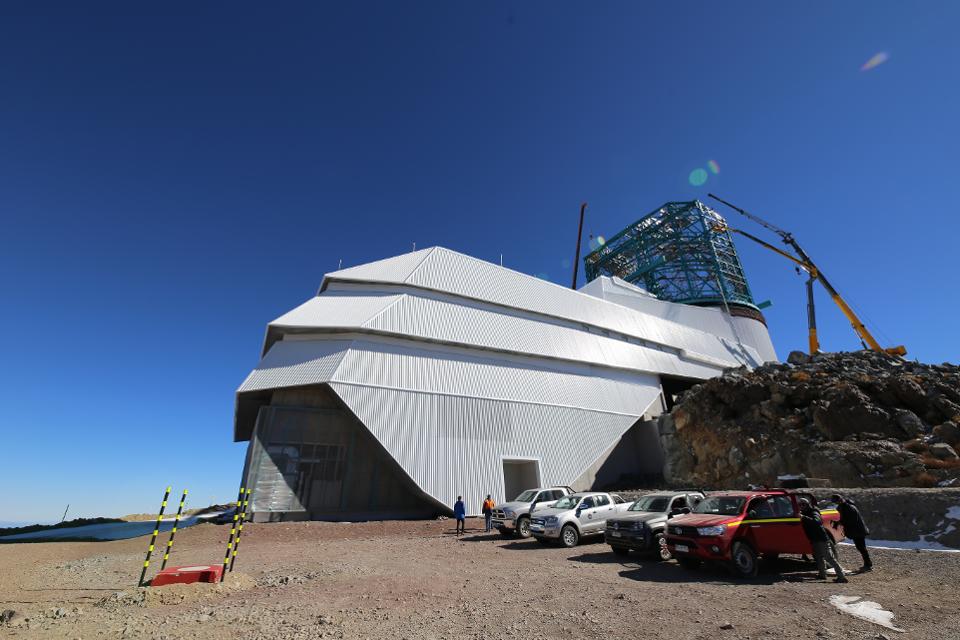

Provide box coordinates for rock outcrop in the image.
[660,350,960,488]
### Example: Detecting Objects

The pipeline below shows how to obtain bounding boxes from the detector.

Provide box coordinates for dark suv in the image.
[605,491,704,560]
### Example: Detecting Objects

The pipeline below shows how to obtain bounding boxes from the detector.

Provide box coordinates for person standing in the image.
[482,495,495,532]
[831,493,872,572]
[799,498,847,583]
[454,496,466,535]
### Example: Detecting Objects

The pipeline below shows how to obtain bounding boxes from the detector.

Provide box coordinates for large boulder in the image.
[933,421,960,447]
[812,383,893,440]
[929,443,959,460]
[894,409,925,438]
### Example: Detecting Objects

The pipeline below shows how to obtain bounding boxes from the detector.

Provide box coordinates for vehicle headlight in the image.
[631,521,645,530]
[502,508,514,516]
[545,516,559,525]
[697,525,726,537]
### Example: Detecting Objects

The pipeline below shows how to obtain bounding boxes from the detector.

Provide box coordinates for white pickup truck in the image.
[529,492,633,547]
[491,487,573,538]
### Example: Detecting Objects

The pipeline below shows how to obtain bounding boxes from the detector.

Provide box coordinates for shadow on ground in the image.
[570,552,826,585]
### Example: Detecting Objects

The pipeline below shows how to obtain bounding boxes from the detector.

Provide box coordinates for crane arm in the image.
[718,223,813,273]
[709,195,906,357]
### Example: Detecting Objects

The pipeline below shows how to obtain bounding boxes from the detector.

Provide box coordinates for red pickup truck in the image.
[665,489,843,577]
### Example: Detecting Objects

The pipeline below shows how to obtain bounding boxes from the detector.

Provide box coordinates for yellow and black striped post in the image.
[160,489,188,571]
[229,488,251,572]
[219,486,245,582]
[138,486,171,587]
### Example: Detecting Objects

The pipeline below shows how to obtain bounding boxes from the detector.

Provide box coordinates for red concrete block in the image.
[150,564,223,587]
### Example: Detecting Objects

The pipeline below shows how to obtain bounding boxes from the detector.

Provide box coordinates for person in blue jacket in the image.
[454,496,466,535]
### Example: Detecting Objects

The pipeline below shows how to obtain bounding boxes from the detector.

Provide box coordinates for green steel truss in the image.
[584,200,757,309]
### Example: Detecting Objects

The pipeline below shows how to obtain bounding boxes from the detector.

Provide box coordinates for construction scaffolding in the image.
[583,200,758,310]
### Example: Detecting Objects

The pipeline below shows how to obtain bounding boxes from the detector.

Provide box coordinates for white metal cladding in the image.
[263,290,758,378]
[362,292,748,378]
[323,247,769,368]
[241,337,660,418]
[328,381,659,516]
[331,339,658,416]
[238,340,351,393]
[579,276,777,363]
[327,247,433,284]
[270,292,401,330]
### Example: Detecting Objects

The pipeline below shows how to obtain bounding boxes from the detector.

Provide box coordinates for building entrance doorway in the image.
[502,458,541,502]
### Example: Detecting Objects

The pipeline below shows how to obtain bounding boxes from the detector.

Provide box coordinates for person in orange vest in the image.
[482,495,496,533]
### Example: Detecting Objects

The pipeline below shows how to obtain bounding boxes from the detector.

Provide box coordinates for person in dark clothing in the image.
[454,496,466,535]
[799,498,847,583]
[831,493,872,571]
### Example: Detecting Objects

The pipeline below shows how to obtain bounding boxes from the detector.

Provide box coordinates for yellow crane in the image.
[708,194,906,357]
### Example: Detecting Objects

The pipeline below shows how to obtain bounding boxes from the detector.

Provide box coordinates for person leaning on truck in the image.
[799,498,847,583]
[482,495,495,533]
[454,496,466,535]
[831,493,873,572]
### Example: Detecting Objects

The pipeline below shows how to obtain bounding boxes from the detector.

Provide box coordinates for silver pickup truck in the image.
[491,487,572,538]
[529,492,633,547]
[604,491,705,560]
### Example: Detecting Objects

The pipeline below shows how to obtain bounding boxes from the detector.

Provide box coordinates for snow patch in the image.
[946,505,960,520]
[829,595,904,632]
[840,539,959,553]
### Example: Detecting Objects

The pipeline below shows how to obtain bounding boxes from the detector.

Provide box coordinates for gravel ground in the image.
[1,518,957,639]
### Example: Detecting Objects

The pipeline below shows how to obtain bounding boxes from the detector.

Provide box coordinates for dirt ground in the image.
[1,518,957,640]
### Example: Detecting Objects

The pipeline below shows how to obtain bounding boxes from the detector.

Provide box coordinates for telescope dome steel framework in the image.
[583,200,757,311]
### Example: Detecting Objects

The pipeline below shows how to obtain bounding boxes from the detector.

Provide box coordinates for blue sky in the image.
[2,2,957,522]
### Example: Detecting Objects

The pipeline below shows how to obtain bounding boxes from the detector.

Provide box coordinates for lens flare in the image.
[597,235,606,246]
[707,160,720,174]
[861,52,889,71]
[688,168,708,187]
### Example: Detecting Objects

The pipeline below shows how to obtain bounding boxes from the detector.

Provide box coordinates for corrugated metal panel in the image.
[364,293,721,379]
[322,247,435,286]
[330,339,659,416]
[270,293,401,329]
[328,381,658,516]
[583,276,777,363]
[331,248,764,368]
[238,340,352,392]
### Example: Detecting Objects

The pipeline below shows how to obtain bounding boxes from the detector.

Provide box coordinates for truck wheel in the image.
[654,533,672,561]
[731,542,758,578]
[517,517,531,538]
[560,524,580,548]
[678,557,701,570]
[611,546,629,557]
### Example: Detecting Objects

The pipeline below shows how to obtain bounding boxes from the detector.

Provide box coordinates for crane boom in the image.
[708,194,906,357]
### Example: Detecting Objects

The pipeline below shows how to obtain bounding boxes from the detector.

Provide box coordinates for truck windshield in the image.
[693,496,745,516]
[629,496,669,512]
[514,490,538,502]
[552,495,582,510]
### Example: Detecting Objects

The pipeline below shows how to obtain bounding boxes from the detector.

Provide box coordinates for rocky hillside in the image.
[659,350,960,488]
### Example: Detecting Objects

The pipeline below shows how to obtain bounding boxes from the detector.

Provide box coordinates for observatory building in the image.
[234,201,776,521]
